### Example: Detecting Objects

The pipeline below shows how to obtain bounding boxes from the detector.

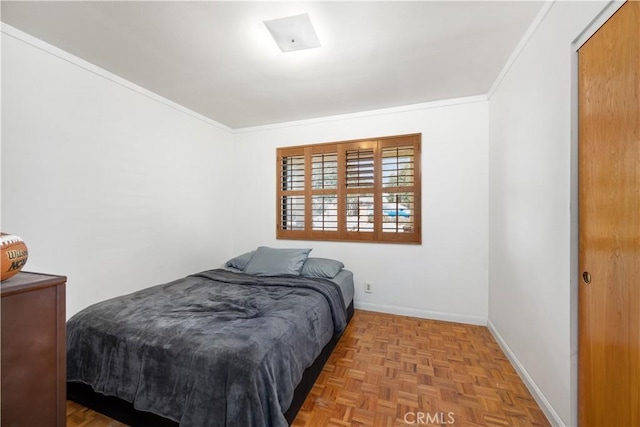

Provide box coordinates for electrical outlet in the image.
[365,281,373,293]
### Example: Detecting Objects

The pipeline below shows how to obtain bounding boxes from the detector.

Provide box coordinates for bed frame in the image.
[68,301,354,426]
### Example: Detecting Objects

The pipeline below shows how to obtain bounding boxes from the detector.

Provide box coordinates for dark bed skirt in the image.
[68,301,355,426]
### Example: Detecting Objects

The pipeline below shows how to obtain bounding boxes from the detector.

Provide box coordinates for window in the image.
[277,134,421,244]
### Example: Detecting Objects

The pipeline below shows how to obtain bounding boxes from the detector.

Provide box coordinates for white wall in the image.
[488,1,608,425]
[1,29,235,318]
[233,99,489,324]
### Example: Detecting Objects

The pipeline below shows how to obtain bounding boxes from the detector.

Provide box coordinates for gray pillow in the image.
[224,251,255,271]
[301,258,344,279]
[243,246,312,276]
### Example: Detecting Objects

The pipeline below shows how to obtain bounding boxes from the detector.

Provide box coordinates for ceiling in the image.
[1,1,543,129]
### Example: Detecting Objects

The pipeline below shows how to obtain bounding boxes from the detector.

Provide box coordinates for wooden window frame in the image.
[276,133,421,244]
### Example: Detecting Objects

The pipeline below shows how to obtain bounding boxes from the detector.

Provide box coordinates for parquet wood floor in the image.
[67,310,550,427]
[67,399,127,427]
[292,310,549,427]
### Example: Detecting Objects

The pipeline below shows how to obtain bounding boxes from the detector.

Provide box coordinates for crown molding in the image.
[487,0,555,100]
[233,95,488,134]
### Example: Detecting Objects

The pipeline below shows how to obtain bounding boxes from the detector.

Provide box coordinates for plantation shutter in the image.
[343,141,376,241]
[310,144,339,239]
[277,147,306,239]
[379,136,420,243]
[276,134,421,244]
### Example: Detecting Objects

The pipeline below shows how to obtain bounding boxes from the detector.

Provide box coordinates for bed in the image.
[67,248,354,427]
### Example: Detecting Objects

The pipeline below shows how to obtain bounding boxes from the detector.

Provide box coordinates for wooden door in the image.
[578,1,640,426]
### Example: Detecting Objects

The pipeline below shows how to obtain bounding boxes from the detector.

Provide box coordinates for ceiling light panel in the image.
[264,13,321,53]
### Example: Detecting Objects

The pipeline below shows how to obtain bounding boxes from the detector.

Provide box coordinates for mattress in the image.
[330,269,354,307]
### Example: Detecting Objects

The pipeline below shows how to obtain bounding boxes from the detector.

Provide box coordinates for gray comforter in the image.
[67,269,347,426]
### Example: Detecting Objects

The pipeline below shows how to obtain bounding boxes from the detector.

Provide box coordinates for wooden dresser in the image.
[1,272,66,427]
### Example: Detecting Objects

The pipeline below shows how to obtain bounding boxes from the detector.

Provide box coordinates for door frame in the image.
[570,1,625,425]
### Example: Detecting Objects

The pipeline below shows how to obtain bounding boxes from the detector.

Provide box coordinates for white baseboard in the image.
[487,320,564,426]
[354,302,487,326]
